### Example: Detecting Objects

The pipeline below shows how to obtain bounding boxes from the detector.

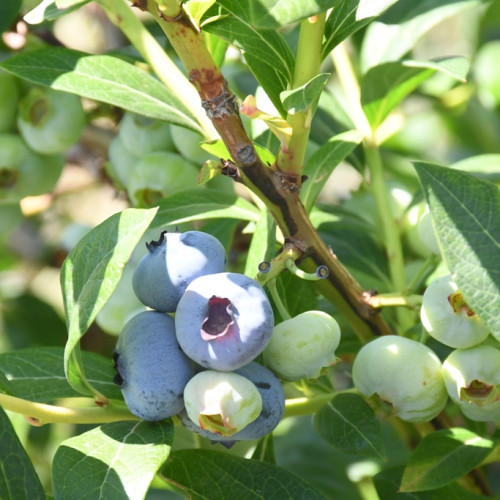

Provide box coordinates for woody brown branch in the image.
[147,1,392,338]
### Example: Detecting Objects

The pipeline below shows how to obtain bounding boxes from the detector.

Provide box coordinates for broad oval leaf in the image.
[52,420,173,500]
[361,58,469,130]
[0,407,45,500]
[301,129,363,212]
[0,47,201,132]
[61,208,157,396]
[400,428,495,492]
[154,189,261,226]
[414,162,500,338]
[314,393,386,460]
[0,347,121,402]
[160,449,325,499]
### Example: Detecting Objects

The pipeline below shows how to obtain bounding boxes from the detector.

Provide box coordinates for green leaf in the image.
[154,189,261,226]
[275,273,318,322]
[160,449,325,499]
[451,154,500,183]
[360,0,486,71]
[374,466,489,499]
[244,208,276,278]
[61,208,157,396]
[0,347,121,402]
[237,0,341,29]
[0,0,21,33]
[0,47,201,132]
[301,130,363,212]
[0,369,13,395]
[314,393,386,460]
[400,428,495,492]
[52,420,173,500]
[0,407,45,500]
[322,0,397,58]
[201,139,276,166]
[203,0,295,116]
[413,162,500,338]
[23,0,90,24]
[361,58,469,130]
[280,73,330,113]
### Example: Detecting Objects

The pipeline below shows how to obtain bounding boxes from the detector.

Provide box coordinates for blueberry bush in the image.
[1,0,500,498]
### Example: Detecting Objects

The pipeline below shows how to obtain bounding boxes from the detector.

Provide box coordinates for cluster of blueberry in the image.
[112,229,286,443]
[106,112,229,207]
[353,273,498,424]
[0,74,84,204]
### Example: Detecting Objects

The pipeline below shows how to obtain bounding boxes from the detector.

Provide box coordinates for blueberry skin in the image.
[175,272,274,371]
[114,310,195,421]
[132,230,226,313]
[180,362,285,443]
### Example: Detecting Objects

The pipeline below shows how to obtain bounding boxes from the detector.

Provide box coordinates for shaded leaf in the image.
[52,420,173,500]
[314,393,386,459]
[154,189,261,226]
[361,58,469,130]
[0,47,201,131]
[244,208,276,278]
[61,208,157,396]
[400,428,494,492]
[280,73,330,113]
[0,407,45,500]
[414,162,500,338]
[0,0,22,32]
[0,347,121,402]
[360,0,486,71]
[301,129,363,212]
[160,449,325,499]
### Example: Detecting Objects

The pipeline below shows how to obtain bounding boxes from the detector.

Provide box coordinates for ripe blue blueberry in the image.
[132,230,226,313]
[113,310,195,421]
[180,361,285,443]
[175,272,274,371]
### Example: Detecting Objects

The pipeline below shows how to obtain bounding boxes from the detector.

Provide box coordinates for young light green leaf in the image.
[400,428,494,492]
[52,420,173,500]
[160,449,325,499]
[244,208,276,278]
[0,347,121,402]
[301,130,363,212]
[235,0,341,29]
[201,138,276,166]
[0,407,45,500]
[203,0,294,116]
[0,47,201,132]
[280,73,330,113]
[314,393,386,460]
[322,0,396,58]
[414,162,500,338]
[154,189,261,226]
[61,208,157,396]
[360,0,484,71]
[361,57,469,130]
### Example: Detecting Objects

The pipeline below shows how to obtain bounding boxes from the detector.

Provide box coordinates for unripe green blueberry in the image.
[118,112,174,157]
[442,345,500,422]
[420,274,490,349]
[263,311,341,381]
[106,134,141,189]
[352,336,448,423]
[403,202,440,258]
[17,87,85,154]
[0,71,19,133]
[417,207,440,255]
[184,370,262,437]
[170,125,215,165]
[127,151,201,207]
[0,133,64,202]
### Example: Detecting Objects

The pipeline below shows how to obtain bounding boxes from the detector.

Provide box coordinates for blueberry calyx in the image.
[201,296,235,340]
[145,230,168,252]
[448,291,476,317]
[462,379,494,400]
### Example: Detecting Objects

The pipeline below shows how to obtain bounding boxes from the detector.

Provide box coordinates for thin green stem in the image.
[97,0,215,139]
[276,13,326,175]
[283,393,335,418]
[267,278,291,320]
[0,393,138,425]
[406,253,441,293]
[367,293,422,309]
